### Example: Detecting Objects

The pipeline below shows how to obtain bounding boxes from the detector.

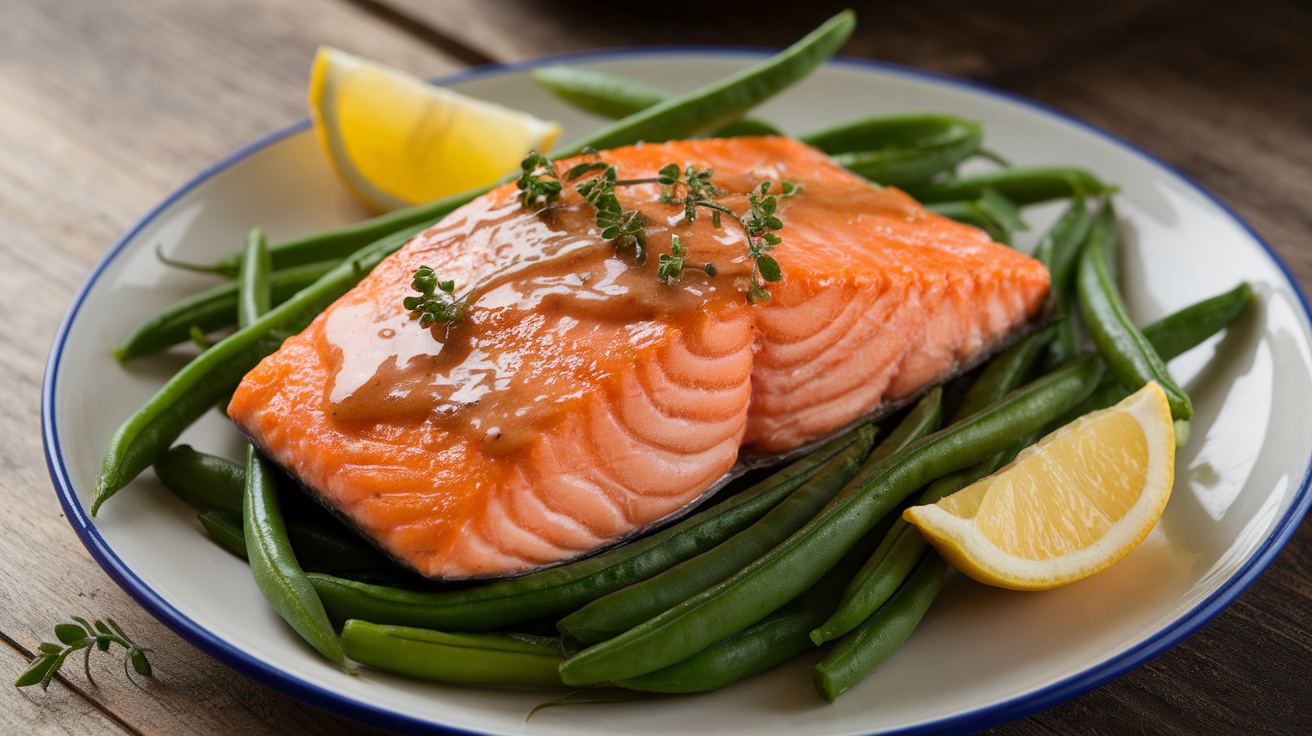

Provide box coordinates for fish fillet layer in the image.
[227,137,1051,579]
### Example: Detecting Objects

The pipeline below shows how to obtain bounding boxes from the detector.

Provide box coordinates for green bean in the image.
[815,326,1040,646]
[199,510,394,572]
[536,65,982,186]
[925,201,1010,245]
[114,260,338,361]
[813,284,1251,669]
[92,224,424,514]
[832,279,1220,647]
[341,620,565,688]
[926,188,1025,246]
[534,64,983,180]
[1068,281,1252,419]
[307,430,868,632]
[556,356,1102,685]
[213,191,492,277]
[954,328,1054,421]
[161,432,864,590]
[1032,197,1093,299]
[810,451,1008,645]
[802,114,980,157]
[557,425,876,645]
[904,166,1108,206]
[1077,202,1192,420]
[811,329,1048,645]
[1141,282,1253,363]
[825,118,984,186]
[716,118,784,137]
[553,11,853,155]
[198,509,247,555]
[867,387,943,467]
[237,228,271,329]
[243,447,348,669]
[813,552,948,702]
[532,66,670,119]
[615,515,887,694]
[203,11,854,277]
[155,445,408,572]
[529,66,781,136]
[235,244,348,667]
[154,445,245,514]
[811,349,1038,646]
[1032,197,1094,369]
[154,444,301,517]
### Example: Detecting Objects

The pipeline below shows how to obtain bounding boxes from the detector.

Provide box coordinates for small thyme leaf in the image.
[15,616,154,690]
[657,235,687,284]
[13,657,55,689]
[404,266,469,327]
[564,160,609,180]
[54,625,85,646]
[516,151,563,211]
[130,650,153,678]
[519,149,800,302]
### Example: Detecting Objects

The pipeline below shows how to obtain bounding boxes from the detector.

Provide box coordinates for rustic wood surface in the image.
[2,0,1308,733]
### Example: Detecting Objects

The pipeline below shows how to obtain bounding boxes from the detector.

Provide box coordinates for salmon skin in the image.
[227,137,1051,580]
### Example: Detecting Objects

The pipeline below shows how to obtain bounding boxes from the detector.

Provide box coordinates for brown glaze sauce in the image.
[323,179,762,456]
[320,147,924,458]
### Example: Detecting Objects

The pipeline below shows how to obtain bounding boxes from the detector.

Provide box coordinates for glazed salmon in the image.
[227,137,1051,579]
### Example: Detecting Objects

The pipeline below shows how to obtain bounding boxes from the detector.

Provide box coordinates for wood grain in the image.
[0,0,458,732]
[3,0,1310,733]
[374,0,1204,79]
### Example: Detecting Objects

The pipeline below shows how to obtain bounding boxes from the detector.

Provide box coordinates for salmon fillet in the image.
[227,137,1051,579]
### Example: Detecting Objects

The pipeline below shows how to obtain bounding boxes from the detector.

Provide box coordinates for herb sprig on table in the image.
[14,616,153,691]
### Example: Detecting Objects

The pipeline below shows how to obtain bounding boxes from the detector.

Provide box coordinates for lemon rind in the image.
[905,383,1175,591]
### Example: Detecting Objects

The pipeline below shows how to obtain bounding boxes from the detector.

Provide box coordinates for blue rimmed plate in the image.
[44,49,1312,735]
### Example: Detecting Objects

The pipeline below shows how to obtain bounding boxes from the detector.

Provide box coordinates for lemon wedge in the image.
[904,382,1175,591]
[308,47,562,212]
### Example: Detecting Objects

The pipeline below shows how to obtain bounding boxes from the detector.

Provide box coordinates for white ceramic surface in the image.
[44,50,1312,736]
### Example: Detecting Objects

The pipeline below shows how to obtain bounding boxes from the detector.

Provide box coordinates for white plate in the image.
[44,50,1312,735]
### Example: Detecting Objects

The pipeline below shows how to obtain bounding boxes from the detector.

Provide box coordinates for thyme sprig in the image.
[516,151,563,211]
[657,235,718,284]
[14,616,152,691]
[575,164,648,262]
[511,148,803,302]
[674,179,801,302]
[742,180,790,303]
[403,266,469,327]
[658,163,726,224]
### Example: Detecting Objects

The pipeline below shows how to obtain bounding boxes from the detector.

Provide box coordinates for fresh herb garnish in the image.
[14,616,152,691]
[656,235,718,284]
[517,151,564,211]
[575,164,648,262]
[742,180,787,304]
[658,163,726,223]
[403,266,469,327]
[517,149,802,302]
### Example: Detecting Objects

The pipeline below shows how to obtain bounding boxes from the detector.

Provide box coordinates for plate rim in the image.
[41,46,1312,736]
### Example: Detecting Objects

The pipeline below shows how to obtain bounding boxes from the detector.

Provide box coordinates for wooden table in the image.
[3,1,1310,733]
